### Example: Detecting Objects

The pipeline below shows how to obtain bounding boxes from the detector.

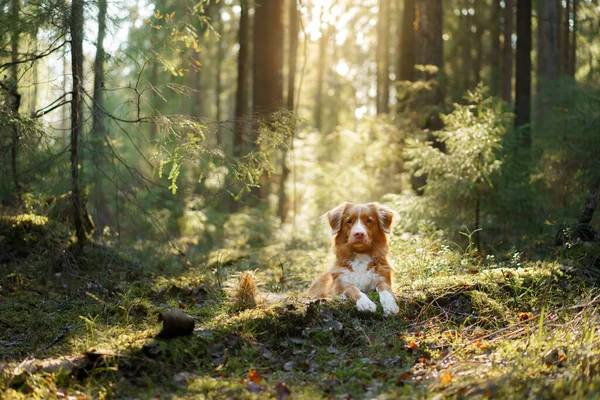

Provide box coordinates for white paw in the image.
[379,290,399,316]
[356,293,377,312]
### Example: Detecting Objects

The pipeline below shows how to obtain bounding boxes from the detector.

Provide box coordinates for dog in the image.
[308,202,399,316]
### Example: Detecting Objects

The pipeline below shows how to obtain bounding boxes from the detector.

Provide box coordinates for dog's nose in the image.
[354,231,365,240]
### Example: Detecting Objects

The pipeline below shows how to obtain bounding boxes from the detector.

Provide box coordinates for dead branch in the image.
[579,176,600,224]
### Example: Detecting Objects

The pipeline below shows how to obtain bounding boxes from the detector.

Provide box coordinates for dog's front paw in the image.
[356,293,377,312]
[379,290,399,316]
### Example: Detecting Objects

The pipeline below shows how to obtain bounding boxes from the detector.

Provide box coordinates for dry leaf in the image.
[398,372,412,381]
[518,312,531,321]
[406,342,419,350]
[440,372,452,385]
[248,369,263,384]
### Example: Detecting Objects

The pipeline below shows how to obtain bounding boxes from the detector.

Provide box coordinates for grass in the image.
[2,213,600,399]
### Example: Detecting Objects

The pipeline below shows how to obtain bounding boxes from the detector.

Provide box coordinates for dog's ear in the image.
[376,204,394,234]
[326,203,350,236]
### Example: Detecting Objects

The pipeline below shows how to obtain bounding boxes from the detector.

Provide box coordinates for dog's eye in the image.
[346,218,352,224]
[366,218,373,224]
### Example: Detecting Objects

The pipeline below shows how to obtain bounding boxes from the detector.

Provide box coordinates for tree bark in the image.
[562,0,571,77]
[92,0,109,237]
[231,0,249,212]
[377,0,391,113]
[490,0,501,95]
[557,0,564,75]
[473,9,483,88]
[314,16,329,130]
[461,7,472,93]
[415,0,444,104]
[278,0,299,222]
[501,0,513,104]
[536,0,559,124]
[253,0,284,201]
[62,47,69,146]
[150,0,164,141]
[253,0,284,116]
[514,0,531,147]
[215,2,224,126]
[397,0,416,83]
[9,0,21,201]
[70,0,87,247]
[569,0,577,77]
[29,37,38,118]
[234,1,249,158]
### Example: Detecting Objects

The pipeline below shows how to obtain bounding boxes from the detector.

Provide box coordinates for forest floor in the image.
[2,213,600,399]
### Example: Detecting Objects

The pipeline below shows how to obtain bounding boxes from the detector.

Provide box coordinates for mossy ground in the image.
[2,214,600,399]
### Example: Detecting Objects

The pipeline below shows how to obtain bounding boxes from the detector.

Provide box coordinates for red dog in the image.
[308,202,399,316]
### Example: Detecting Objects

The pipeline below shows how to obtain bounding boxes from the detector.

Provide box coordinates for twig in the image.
[437,294,600,364]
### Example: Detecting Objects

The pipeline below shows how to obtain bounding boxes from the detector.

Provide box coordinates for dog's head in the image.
[326,202,394,252]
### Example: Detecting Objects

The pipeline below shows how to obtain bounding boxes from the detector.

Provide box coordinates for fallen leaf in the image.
[248,369,263,384]
[406,342,419,351]
[398,372,411,381]
[45,376,53,383]
[518,312,532,321]
[440,372,452,385]
[475,340,489,350]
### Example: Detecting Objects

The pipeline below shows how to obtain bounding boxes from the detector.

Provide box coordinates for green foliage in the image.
[403,85,514,245]
[535,81,600,223]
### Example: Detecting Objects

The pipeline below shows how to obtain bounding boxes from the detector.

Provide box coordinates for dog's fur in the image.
[308,202,399,315]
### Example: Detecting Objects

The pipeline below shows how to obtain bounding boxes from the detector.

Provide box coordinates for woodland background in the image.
[1,0,600,398]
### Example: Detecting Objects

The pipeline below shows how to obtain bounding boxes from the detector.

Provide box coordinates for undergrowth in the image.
[1,212,600,399]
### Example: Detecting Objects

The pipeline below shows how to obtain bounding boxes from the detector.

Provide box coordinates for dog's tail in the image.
[228,271,292,310]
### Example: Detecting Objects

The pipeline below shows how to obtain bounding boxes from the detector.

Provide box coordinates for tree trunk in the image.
[415,0,444,104]
[253,0,284,201]
[381,0,391,113]
[314,17,329,130]
[562,0,571,77]
[29,36,38,118]
[397,0,416,83]
[473,11,483,87]
[569,0,577,77]
[253,0,284,116]
[70,0,87,247]
[461,9,472,93]
[92,0,109,237]
[490,0,501,95]
[234,1,249,157]
[377,0,391,113]
[278,0,299,222]
[501,0,514,104]
[514,0,531,147]
[62,48,69,146]
[231,0,249,212]
[557,0,564,75]
[536,0,559,124]
[215,2,224,126]
[150,0,164,141]
[9,0,21,202]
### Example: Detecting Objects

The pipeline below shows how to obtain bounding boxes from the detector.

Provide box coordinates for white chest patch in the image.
[339,254,383,292]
